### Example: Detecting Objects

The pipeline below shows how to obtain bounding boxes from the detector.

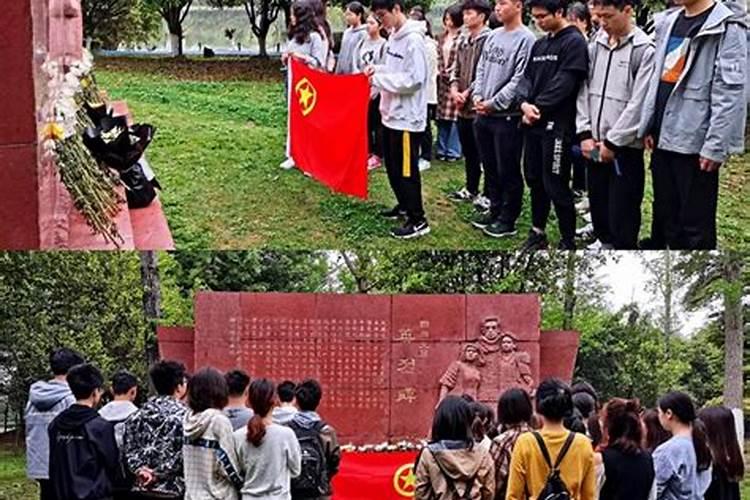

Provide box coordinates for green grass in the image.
[95,59,750,250]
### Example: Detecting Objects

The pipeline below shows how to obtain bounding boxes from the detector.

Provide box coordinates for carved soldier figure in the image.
[437,343,483,406]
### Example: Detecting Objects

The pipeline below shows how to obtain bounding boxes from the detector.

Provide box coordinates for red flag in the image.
[332,451,420,499]
[289,58,370,199]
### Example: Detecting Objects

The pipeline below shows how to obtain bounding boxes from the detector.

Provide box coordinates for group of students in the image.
[25,348,340,500]
[281,0,746,246]
[416,379,745,500]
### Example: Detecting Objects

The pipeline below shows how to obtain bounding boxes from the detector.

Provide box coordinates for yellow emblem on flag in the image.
[393,463,416,497]
[295,77,317,116]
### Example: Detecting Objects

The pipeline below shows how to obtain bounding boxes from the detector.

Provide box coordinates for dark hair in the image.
[295,379,323,411]
[408,6,434,37]
[111,370,138,396]
[225,369,251,397]
[277,380,297,403]
[432,396,474,443]
[591,0,635,9]
[658,391,711,471]
[149,360,187,396]
[572,392,597,419]
[187,367,229,413]
[310,0,333,45]
[469,402,496,440]
[564,408,588,434]
[527,0,569,15]
[488,12,502,29]
[603,398,643,454]
[497,388,533,428]
[372,0,405,12]
[247,378,276,447]
[536,378,574,422]
[642,409,671,452]
[66,363,104,400]
[587,414,603,449]
[567,1,591,30]
[697,406,745,481]
[50,348,84,376]
[444,4,465,27]
[462,0,492,19]
[290,0,319,44]
[571,382,598,405]
[346,1,366,22]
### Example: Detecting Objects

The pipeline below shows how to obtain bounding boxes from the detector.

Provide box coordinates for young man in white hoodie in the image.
[365,0,430,239]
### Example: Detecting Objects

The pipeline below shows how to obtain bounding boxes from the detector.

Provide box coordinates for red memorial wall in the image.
[158,292,579,444]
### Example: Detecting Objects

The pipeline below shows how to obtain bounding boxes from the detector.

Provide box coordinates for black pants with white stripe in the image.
[524,128,576,243]
[383,126,426,222]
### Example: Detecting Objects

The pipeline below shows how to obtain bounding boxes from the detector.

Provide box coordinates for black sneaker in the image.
[557,239,576,250]
[391,219,431,239]
[484,221,517,238]
[471,213,495,229]
[519,230,548,252]
[380,205,406,219]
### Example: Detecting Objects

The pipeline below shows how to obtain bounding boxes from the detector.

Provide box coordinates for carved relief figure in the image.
[437,343,483,405]
[48,0,83,62]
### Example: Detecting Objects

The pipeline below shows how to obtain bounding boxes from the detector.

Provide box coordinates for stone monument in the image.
[158,292,580,444]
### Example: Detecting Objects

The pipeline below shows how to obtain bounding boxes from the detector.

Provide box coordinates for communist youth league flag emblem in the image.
[393,463,416,497]
[295,77,317,116]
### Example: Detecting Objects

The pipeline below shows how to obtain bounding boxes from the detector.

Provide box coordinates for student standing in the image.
[436,5,464,162]
[366,0,430,239]
[697,406,744,500]
[336,2,367,75]
[490,388,534,499]
[517,0,589,251]
[99,370,139,448]
[223,369,254,431]
[272,380,299,425]
[408,7,439,172]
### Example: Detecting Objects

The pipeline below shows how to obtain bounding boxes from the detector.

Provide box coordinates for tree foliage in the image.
[206,0,284,57]
[82,0,162,49]
[144,0,195,55]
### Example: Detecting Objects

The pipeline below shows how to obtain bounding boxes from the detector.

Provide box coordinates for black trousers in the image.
[419,104,435,161]
[367,96,383,158]
[587,147,645,249]
[650,149,719,249]
[39,480,54,500]
[572,150,587,193]
[383,126,426,222]
[457,116,483,196]
[523,129,576,242]
[474,115,524,225]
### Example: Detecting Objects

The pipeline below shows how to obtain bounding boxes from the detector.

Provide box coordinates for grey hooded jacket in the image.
[638,2,747,162]
[25,379,75,479]
[336,24,368,74]
[371,20,429,132]
[577,26,656,150]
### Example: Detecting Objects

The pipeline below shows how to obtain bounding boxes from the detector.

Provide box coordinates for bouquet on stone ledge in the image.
[81,103,162,209]
[40,50,123,246]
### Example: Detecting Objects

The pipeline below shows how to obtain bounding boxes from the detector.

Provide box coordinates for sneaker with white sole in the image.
[473,195,491,211]
[418,159,431,171]
[391,219,431,239]
[279,157,296,170]
[575,197,590,213]
[576,222,595,238]
[367,155,382,170]
[586,239,614,250]
[484,221,518,238]
[447,187,475,203]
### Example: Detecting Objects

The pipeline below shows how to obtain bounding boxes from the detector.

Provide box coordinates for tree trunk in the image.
[257,32,268,57]
[139,251,161,366]
[562,252,576,330]
[663,250,674,350]
[721,254,744,449]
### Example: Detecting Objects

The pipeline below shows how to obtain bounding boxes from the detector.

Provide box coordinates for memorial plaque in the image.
[160,292,579,444]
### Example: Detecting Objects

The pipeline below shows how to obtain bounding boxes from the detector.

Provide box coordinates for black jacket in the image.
[518,24,589,134]
[48,404,118,500]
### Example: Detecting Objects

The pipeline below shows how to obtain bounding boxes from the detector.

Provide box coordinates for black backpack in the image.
[531,432,576,500]
[288,419,329,498]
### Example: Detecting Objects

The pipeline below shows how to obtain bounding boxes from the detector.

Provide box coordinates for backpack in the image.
[531,431,577,500]
[427,447,478,500]
[288,419,329,498]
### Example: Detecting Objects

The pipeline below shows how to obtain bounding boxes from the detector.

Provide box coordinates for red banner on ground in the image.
[289,58,370,199]
[332,451,420,499]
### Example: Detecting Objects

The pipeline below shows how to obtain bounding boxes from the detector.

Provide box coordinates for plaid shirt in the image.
[490,423,531,499]
[436,32,460,121]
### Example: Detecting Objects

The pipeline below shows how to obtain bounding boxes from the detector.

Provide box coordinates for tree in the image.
[676,251,748,447]
[140,251,161,365]
[144,0,194,56]
[207,0,283,57]
[641,250,681,340]
[81,0,161,49]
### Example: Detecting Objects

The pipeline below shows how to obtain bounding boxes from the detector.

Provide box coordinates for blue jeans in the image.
[436,119,461,159]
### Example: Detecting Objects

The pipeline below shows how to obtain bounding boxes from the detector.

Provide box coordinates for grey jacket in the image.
[372,20,428,132]
[638,2,747,162]
[576,26,656,149]
[25,379,75,479]
[336,25,367,74]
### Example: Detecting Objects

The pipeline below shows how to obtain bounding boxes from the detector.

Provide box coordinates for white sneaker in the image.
[575,197,590,213]
[576,222,595,239]
[279,157,296,170]
[583,212,592,223]
[418,159,431,171]
[587,239,614,250]
[473,195,491,211]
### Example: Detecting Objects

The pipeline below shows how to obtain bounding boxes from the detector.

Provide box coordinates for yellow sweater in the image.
[505,430,595,500]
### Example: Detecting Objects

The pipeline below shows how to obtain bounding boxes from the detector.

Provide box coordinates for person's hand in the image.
[281,53,289,64]
[363,65,376,77]
[644,135,654,150]
[580,138,596,160]
[451,88,466,105]
[521,102,540,125]
[137,467,156,487]
[474,100,491,115]
[599,143,615,163]
[699,156,722,172]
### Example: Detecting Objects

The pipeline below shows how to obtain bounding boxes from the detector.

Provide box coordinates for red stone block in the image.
[391,295,465,342]
[466,294,540,342]
[238,292,317,340]
[315,293,391,341]
[131,195,175,250]
[194,292,242,371]
[390,342,462,390]
[158,327,196,373]
[389,387,438,440]
[320,387,390,443]
[319,340,389,389]
[0,146,40,249]
[539,330,580,383]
